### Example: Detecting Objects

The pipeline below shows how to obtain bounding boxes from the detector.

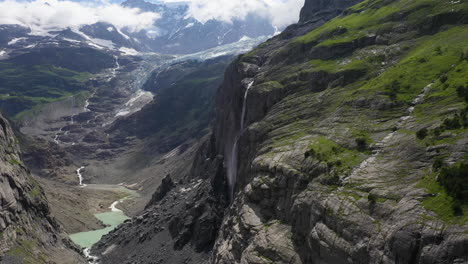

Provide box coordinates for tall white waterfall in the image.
[226,81,254,200]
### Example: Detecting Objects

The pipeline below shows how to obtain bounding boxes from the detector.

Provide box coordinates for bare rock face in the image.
[299,0,362,23]
[208,0,468,263]
[92,138,229,264]
[0,113,84,263]
[93,0,468,263]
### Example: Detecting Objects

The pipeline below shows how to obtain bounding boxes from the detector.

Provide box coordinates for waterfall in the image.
[53,127,62,144]
[76,166,86,186]
[226,81,254,200]
[107,56,120,82]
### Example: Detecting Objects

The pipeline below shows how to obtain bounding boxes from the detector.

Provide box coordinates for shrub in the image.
[416,128,428,139]
[324,173,340,186]
[304,148,316,159]
[433,156,445,170]
[368,193,377,204]
[437,161,468,201]
[456,85,468,102]
[355,137,368,151]
[443,116,461,130]
[387,80,401,101]
[418,57,427,63]
[440,74,448,83]
[452,200,463,216]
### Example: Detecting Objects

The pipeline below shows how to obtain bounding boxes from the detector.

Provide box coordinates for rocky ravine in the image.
[0,113,85,263]
[93,0,468,263]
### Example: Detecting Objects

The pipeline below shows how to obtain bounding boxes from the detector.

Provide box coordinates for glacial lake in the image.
[69,184,137,249]
[69,210,129,249]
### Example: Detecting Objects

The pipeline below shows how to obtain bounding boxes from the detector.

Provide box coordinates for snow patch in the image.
[7,37,26,45]
[25,44,37,49]
[114,90,154,118]
[116,28,130,40]
[184,22,195,29]
[87,42,104,49]
[62,38,80,43]
[239,35,251,41]
[119,47,139,56]
[90,38,115,49]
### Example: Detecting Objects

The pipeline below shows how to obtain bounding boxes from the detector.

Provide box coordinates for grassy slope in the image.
[245,0,468,223]
[0,47,114,119]
[0,62,92,119]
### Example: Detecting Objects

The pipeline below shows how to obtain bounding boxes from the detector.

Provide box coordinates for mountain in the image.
[0,0,275,55]
[120,0,275,54]
[0,113,85,263]
[91,0,468,263]
[0,46,116,119]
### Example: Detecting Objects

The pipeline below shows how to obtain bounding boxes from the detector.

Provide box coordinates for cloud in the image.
[0,0,160,35]
[163,0,304,28]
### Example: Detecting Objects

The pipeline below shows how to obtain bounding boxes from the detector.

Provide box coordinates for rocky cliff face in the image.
[210,0,468,262]
[94,0,468,263]
[299,0,361,23]
[0,113,84,263]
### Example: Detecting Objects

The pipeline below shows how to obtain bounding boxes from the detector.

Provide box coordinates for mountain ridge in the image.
[92,0,468,263]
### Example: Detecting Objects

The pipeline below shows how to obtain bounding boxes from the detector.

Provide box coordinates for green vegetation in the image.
[416,127,428,139]
[355,137,368,151]
[359,26,468,102]
[265,0,467,105]
[437,161,468,202]
[8,159,22,166]
[256,81,284,92]
[419,157,468,223]
[5,239,47,264]
[0,62,92,119]
[297,0,467,46]
[28,185,42,199]
[457,85,468,102]
[305,137,365,181]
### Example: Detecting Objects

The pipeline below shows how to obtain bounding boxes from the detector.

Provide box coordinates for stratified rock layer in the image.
[94,0,468,263]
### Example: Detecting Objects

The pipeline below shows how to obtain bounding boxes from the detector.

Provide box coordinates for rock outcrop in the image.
[94,0,468,263]
[92,138,229,263]
[299,0,361,23]
[209,0,468,262]
[0,113,85,263]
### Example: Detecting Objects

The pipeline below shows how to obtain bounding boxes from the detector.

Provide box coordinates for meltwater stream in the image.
[70,167,137,263]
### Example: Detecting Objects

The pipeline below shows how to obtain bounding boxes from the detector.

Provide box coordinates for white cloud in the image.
[0,0,160,35]
[163,0,304,28]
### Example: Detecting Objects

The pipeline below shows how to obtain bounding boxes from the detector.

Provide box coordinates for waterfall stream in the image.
[107,56,120,82]
[76,166,86,186]
[226,81,254,199]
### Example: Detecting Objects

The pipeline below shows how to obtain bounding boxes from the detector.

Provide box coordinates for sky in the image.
[0,0,304,35]
[163,0,304,27]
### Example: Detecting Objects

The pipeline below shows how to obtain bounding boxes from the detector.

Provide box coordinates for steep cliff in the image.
[211,0,468,262]
[94,0,468,263]
[0,113,85,263]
